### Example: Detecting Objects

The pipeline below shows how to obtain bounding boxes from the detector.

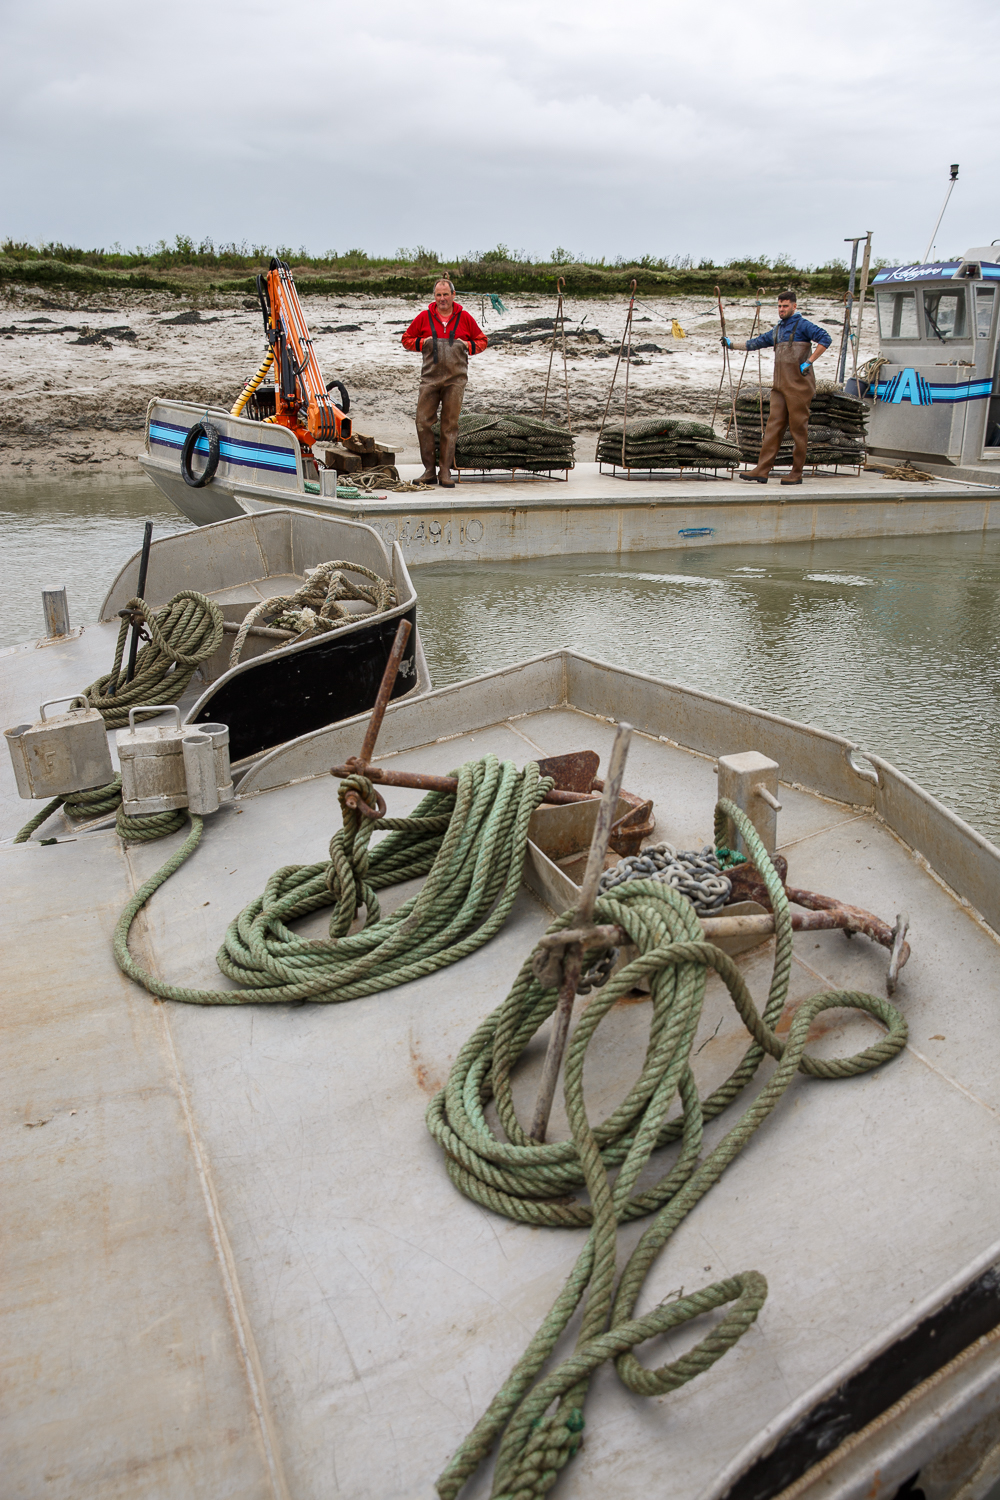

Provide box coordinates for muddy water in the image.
[0,475,192,650]
[415,533,1000,843]
[2,475,998,842]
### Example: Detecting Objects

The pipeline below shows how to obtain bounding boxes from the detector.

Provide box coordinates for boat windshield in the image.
[876,290,919,339]
[923,288,969,342]
[976,286,995,339]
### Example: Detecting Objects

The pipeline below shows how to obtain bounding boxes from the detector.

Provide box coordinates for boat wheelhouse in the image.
[866,248,1000,474]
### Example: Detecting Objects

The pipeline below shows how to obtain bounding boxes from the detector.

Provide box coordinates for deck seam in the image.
[152,999,294,1500]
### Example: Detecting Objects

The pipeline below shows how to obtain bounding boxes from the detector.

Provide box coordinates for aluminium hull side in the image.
[0,507,430,838]
[101,507,430,767]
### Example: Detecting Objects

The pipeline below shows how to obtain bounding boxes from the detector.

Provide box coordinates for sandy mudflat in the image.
[0,284,874,478]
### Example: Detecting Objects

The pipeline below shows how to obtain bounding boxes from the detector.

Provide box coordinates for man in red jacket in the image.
[402,278,487,487]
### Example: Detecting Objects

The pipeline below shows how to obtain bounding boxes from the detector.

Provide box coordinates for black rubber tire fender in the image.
[180,421,222,488]
[326,379,350,414]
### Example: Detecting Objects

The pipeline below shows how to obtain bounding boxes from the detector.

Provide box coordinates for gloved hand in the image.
[721,336,733,348]
[799,360,812,374]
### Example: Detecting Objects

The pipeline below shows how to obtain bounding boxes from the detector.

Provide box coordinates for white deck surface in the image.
[6,684,1000,1499]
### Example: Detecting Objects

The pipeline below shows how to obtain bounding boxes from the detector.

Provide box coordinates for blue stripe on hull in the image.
[873,379,992,404]
[149,420,299,474]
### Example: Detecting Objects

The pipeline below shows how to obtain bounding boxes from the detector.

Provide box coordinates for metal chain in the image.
[599,842,733,914]
[577,843,736,994]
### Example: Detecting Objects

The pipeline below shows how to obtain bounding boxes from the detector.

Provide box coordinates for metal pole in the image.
[329,761,613,807]
[353,617,413,769]
[851,232,873,386]
[837,239,863,385]
[112,521,154,695]
[923,164,959,264]
[529,722,632,1143]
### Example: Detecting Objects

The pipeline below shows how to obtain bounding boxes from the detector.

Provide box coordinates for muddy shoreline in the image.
[0,283,870,478]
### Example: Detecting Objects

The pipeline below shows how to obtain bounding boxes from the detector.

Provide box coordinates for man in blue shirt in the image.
[723,291,832,484]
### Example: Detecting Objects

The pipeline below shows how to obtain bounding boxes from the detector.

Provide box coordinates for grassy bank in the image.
[0,237,875,300]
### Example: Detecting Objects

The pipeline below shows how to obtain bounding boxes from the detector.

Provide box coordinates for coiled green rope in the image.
[428,800,908,1500]
[84,590,224,730]
[13,591,223,844]
[113,755,552,1006]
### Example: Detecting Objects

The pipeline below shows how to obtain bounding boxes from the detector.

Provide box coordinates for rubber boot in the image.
[438,382,464,488]
[417,428,437,485]
[415,384,439,483]
[739,471,769,483]
[438,436,456,488]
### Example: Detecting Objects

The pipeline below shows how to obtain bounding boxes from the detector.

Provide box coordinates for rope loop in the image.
[111,755,554,1012]
[228,561,395,667]
[431,800,908,1499]
[84,589,224,730]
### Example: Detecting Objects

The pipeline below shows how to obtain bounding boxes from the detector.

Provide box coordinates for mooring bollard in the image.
[717,750,782,856]
[41,587,71,639]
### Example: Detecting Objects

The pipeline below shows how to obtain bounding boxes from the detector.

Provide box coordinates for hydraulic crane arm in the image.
[258,257,351,448]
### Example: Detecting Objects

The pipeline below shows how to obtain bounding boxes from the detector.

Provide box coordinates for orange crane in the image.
[232,257,351,448]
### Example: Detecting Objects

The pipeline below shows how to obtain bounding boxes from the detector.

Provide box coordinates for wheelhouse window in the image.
[923,288,969,342]
[876,291,918,339]
[976,287,995,339]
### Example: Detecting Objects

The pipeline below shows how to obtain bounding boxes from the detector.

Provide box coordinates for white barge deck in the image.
[6,652,1000,1500]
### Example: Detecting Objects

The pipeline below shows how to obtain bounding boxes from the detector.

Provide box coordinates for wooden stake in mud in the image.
[851,232,873,387]
[528,722,632,1143]
[711,285,739,436]
[594,280,638,464]
[542,276,573,433]
[729,290,764,441]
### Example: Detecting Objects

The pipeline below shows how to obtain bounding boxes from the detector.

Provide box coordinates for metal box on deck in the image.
[4,697,113,800]
[116,709,234,816]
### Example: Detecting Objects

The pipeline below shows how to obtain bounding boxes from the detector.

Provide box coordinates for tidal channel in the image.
[3,474,999,842]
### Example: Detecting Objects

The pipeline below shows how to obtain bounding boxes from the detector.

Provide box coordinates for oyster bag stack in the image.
[434,413,575,472]
[735,381,868,467]
[598,417,741,470]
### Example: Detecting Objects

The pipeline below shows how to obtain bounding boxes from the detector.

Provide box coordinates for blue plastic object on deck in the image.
[679,527,715,537]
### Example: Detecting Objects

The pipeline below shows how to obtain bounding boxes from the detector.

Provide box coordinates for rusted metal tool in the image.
[536,752,654,853]
[331,736,655,825]
[528,723,633,1143]
[716,856,912,993]
[334,617,412,819]
[329,761,599,807]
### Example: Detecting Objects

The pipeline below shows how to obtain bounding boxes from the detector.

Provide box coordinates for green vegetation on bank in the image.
[0,236,884,299]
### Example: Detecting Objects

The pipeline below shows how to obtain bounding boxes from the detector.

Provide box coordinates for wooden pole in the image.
[528,723,632,1143]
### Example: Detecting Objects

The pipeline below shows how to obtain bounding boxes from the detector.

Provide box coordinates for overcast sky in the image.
[1,0,997,268]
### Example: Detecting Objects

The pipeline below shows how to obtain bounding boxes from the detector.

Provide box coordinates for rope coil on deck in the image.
[228,560,395,667]
[12,776,188,845]
[428,801,907,1500]
[14,591,224,844]
[84,590,224,730]
[112,755,552,1006]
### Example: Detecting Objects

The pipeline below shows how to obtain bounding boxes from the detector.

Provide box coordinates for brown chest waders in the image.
[753,322,816,480]
[415,324,469,487]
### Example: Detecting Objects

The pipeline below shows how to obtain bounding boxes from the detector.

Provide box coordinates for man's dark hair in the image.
[777,289,798,303]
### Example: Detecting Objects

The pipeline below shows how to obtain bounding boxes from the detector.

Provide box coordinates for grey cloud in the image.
[1,0,997,266]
